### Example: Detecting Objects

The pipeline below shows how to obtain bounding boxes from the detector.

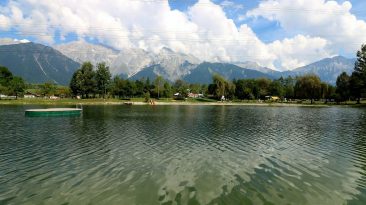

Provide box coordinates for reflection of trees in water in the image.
[347,110,366,204]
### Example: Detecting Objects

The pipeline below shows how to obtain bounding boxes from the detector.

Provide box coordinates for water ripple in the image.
[1,105,366,205]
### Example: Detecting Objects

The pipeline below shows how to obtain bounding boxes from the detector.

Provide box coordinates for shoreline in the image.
[0,99,364,107]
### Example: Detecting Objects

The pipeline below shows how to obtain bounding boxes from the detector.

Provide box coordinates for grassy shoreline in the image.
[1,98,365,107]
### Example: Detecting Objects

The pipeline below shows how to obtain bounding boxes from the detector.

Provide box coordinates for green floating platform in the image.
[25,108,82,117]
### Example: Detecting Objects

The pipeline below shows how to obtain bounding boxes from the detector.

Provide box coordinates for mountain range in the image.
[0,40,356,85]
[0,42,79,85]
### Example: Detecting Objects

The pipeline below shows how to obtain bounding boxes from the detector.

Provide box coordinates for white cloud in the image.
[0,14,11,30]
[268,35,332,70]
[16,38,30,43]
[0,38,30,45]
[0,0,363,71]
[247,0,366,54]
[220,0,244,10]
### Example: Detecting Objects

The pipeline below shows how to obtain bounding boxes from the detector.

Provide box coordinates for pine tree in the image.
[350,44,366,103]
[336,72,350,102]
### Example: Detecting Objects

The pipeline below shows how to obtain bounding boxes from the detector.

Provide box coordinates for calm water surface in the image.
[1,105,366,205]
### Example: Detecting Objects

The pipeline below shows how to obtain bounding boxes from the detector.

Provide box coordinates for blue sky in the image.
[0,0,366,70]
[169,0,366,43]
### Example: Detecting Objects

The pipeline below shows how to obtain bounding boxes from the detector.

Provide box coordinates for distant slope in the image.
[129,65,160,81]
[55,41,119,67]
[0,42,80,85]
[282,56,355,84]
[55,42,201,78]
[183,62,274,84]
[129,60,198,82]
[234,61,280,76]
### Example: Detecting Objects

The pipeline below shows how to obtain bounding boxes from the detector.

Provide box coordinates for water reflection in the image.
[1,105,366,204]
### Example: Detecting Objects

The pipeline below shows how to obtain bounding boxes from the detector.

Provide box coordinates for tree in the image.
[55,86,71,98]
[234,79,256,100]
[283,76,295,99]
[173,79,189,98]
[336,72,350,102]
[95,62,111,98]
[135,80,145,97]
[111,76,126,98]
[70,69,82,97]
[144,78,151,93]
[154,76,164,99]
[212,74,227,99]
[69,62,96,98]
[350,72,363,103]
[0,84,7,95]
[269,80,285,97]
[80,62,96,98]
[163,82,172,98]
[256,78,271,99]
[40,82,56,97]
[320,83,336,103]
[8,77,25,99]
[294,74,322,104]
[350,44,366,103]
[325,84,336,103]
[0,66,13,87]
[125,80,136,97]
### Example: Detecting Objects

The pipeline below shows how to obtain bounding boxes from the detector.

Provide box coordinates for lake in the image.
[1,105,366,205]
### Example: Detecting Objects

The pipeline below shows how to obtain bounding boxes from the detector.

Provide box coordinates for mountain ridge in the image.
[0,42,80,85]
[0,40,357,85]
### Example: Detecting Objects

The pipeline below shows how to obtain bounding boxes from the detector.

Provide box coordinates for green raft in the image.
[25,108,82,117]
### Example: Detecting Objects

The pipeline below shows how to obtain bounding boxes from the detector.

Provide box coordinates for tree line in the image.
[69,61,206,100]
[67,62,336,103]
[0,66,26,99]
[67,44,366,104]
[335,44,366,103]
[0,66,70,98]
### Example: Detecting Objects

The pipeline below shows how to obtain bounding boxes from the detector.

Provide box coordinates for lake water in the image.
[1,105,366,205]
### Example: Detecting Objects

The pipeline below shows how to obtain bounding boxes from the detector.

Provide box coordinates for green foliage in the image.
[69,62,96,98]
[350,44,366,103]
[294,74,322,104]
[355,44,366,75]
[163,82,173,98]
[173,79,189,98]
[234,77,293,100]
[144,92,150,102]
[283,76,295,99]
[95,62,112,98]
[234,79,256,100]
[40,82,56,97]
[0,84,7,94]
[8,76,26,98]
[64,55,366,104]
[154,76,164,99]
[269,80,285,98]
[336,72,350,102]
[0,66,26,98]
[350,72,363,103]
[210,74,235,99]
[0,66,13,87]
[70,69,82,97]
[256,78,271,99]
[111,76,126,98]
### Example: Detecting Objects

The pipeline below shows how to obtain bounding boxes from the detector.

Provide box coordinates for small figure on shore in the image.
[221,95,225,102]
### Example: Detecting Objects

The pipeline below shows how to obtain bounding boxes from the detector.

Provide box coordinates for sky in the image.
[0,0,366,71]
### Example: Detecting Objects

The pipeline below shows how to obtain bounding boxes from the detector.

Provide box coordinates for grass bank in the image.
[1,98,365,107]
